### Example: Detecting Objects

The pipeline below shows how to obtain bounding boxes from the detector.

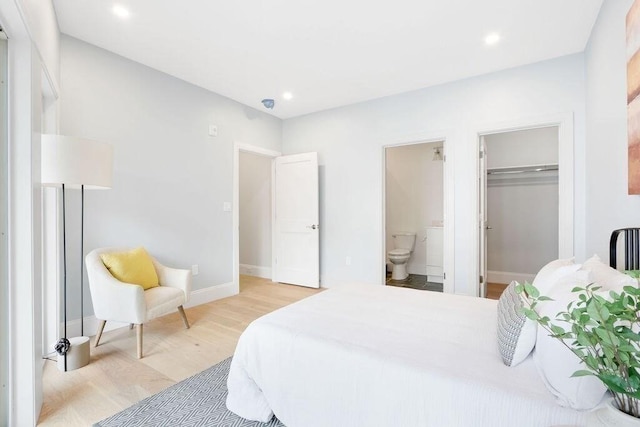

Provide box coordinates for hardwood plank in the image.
[37,276,321,426]
[39,275,504,426]
[487,282,508,300]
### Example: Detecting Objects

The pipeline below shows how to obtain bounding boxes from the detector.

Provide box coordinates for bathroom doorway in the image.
[383,140,446,292]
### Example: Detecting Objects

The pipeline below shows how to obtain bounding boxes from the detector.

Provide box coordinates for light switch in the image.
[208,124,218,137]
[223,202,231,212]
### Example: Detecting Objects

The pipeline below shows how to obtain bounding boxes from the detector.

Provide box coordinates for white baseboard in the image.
[487,270,535,285]
[53,282,237,352]
[239,264,271,279]
[407,263,426,276]
[185,281,236,308]
[427,275,444,284]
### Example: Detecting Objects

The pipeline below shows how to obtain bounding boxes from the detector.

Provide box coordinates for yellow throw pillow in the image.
[100,247,159,290]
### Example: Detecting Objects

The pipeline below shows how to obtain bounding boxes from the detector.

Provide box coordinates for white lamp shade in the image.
[41,134,113,189]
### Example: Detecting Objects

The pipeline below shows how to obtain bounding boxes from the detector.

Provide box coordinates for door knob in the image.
[486,226,493,230]
[307,224,319,230]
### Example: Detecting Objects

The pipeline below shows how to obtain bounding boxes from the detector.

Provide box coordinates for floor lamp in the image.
[41,135,113,372]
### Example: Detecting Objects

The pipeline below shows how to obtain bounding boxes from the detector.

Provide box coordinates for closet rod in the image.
[487,164,558,175]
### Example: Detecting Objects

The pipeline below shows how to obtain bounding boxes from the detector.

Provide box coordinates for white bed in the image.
[226,284,590,427]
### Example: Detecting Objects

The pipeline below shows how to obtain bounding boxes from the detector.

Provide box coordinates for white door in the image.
[479,137,488,298]
[274,152,320,288]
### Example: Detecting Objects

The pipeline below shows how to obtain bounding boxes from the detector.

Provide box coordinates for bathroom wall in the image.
[239,151,272,278]
[485,127,559,283]
[385,141,443,275]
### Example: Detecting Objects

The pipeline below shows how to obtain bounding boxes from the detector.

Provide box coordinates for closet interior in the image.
[484,126,560,287]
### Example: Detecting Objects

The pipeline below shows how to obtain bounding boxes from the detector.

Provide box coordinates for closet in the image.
[482,126,559,287]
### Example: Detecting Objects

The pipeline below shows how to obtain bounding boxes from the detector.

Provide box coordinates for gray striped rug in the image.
[94,357,284,427]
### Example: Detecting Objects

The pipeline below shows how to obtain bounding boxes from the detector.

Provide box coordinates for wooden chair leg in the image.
[136,324,143,359]
[94,320,106,348]
[178,305,190,329]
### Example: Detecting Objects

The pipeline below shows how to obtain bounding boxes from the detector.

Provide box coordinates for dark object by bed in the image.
[610,228,640,270]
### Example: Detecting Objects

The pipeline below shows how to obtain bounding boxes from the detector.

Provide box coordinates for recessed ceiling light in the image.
[283,92,293,100]
[484,33,500,46]
[112,4,130,19]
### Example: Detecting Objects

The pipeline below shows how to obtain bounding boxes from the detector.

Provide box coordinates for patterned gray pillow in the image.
[496,281,537,366]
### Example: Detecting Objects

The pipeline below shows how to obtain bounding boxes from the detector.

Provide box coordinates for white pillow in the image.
[496,281,537,367]
[533,270,607,410]
[532,258,581,295]
[581,254,637,292]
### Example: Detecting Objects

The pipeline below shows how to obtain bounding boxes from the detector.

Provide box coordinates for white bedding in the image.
[226,284,590,427]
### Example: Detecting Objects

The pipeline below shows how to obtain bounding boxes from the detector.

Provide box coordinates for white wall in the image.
[385,142,443,275]
[18,0,60,91]
[585,0,640,261]
[485,127,559,280]
[283,53,586,295]
[59,36,282,320]
[485,127,559,168]
[239,151,272,276]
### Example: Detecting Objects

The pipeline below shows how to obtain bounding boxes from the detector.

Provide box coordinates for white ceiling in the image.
[53,0,603,119]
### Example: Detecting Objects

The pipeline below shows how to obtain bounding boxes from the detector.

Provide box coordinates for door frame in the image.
[232,142,281,294]
[473,113,574,297]
[41,66,59,363]
[479,136,487,298]
[0,32,7,427]
[381,131,455,293]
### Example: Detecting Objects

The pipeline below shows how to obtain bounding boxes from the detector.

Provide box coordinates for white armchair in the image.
[85,247,191,358]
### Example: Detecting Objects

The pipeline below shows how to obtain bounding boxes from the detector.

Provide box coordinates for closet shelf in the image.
[487,163,558,175]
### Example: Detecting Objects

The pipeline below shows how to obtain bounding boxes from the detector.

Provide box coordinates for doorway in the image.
[384,141,446,292]
[478,123,567,298]
[233,143,280,294]
[232,144,320,292]
[238,151,273,281]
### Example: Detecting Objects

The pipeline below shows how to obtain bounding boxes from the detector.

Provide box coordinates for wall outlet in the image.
[223,202,231,212]
[191,264,199,276]
[346,256,351,266]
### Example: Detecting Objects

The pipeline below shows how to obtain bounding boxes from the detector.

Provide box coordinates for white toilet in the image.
[388,232,416,281]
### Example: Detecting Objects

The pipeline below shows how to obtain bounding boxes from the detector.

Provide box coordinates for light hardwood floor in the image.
[487,282,508,300]
[37,276,321,426]
[38,277,506,426]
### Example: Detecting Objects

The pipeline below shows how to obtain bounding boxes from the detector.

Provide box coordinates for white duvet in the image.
[226,283,589,427]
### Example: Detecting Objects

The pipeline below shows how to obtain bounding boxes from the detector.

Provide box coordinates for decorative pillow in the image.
[532,258,581,295]
[100,247,159,290]
[496,281,537,367]
[581,254,637,292]
[533,270,607,410]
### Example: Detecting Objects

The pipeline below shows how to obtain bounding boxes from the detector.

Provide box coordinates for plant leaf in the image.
[515,282,524,294]
[522,308,539,321]
[571,370,594,377]
[586,299,610,322]
[524,282,540,299]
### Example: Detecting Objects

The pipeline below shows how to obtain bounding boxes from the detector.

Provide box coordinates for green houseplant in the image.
[517,282,640,418]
